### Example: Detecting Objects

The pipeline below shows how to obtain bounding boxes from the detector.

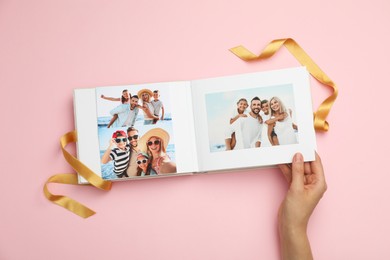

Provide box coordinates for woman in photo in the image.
[138,89,159,125]
[136,152,157,176]
[139,128,177,174]
[268,96,298,146]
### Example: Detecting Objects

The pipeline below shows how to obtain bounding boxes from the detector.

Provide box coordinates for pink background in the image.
[1,0,389,259]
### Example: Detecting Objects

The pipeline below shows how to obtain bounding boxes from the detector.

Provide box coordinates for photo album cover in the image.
[74,66,316,184]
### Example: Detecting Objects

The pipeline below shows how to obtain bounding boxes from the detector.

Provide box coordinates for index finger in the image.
[278,164,292,183]
[310,152,325,183]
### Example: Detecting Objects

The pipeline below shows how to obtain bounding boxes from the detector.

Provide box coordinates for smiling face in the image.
[237,100,248,113]
[136,154,149,171]
[142,93,150,102]
[130,97,139,108]
[115,136,127,150]
[122,90,130,99]
[261,101,269,114]
[270,98,280,112]
[127,130,139,148]
[153,91,159,100]
[250,99,261,115]
[147,136,161,153]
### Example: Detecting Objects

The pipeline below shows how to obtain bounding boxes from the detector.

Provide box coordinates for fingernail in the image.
[293,153,303,163]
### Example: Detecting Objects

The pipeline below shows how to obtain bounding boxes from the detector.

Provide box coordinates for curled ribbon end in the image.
[44,174,98,218]
[229,46,258,61]
[314,120,329,132]
[231,38,337,132]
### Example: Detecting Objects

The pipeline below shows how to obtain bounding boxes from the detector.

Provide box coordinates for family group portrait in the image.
[95,84,177,180]
[205,84,299,153]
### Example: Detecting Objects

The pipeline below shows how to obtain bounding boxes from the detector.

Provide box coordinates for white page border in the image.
[191,67,316,172]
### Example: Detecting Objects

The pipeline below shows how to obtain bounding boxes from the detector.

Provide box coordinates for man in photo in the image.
[126,127,141,177]
[225,96,263,150]
[108,95,140,128]
[121,95,140,127]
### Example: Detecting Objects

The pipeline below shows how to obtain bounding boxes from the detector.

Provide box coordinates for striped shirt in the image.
[109,147,130,175]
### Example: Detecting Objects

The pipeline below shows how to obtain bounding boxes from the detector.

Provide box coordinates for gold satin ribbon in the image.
[44,131,112,218]
[45,38,336,218]
[230,38,338,131]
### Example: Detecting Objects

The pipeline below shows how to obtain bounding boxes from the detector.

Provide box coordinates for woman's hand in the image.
[278,152,327,260]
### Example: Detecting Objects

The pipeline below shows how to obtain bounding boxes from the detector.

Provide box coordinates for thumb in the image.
[291,153,305,191]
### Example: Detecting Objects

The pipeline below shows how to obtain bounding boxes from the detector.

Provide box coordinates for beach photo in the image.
[205,84,298,153]
[95,84,177,180]
[96,84,172,128]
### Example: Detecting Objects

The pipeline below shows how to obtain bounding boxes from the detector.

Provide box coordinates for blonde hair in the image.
[270,97,288,116]
[146,136,166,156]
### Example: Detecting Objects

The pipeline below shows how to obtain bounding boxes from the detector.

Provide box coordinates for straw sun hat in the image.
[137,89,153,98]
[138,128,170,153]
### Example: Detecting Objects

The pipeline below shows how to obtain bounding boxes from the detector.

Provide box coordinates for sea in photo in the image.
[100,143,176,180]
[97,120,176,180]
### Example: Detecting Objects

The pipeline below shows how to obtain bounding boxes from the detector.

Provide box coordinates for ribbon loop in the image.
[44,131,112,218]
[230,38,338,132]
[60,131,112,190]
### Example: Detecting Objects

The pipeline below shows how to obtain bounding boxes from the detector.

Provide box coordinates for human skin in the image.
[137,155,148,173]
[140,94,158,120]
[249,99,262,147]
[261,101,269,115]
[278,152,327,260]
[101,137,127,164]
[229,100,248,124]
[147,137,176,174]
[127,130,139,150]
[101,90,130,102]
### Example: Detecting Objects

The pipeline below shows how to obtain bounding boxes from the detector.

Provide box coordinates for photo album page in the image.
[74,81,198,184]
[74,66,316,183]
[191,66,316,172]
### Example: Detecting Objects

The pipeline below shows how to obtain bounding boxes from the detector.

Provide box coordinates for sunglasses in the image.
[115,138,127,143]
[147,140,160,146]
[128,135,138,141]
[137,159,148,164]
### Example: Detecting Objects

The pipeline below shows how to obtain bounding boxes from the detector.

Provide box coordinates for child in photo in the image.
[100,89,131,128]
[151,90,164,124]
[101,130,130,178]
[136,152,157,176]
[260,99,278,147]
[225,98,248,150]
[101,89,130,103]
[138,128,177,174]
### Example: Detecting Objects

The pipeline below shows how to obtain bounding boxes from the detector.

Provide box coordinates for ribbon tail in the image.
[43,173,96,218]
[44,131,112,218]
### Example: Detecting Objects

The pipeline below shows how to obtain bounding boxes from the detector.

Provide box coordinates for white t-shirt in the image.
[143,102,155,120]
[110,104,130,128]
[122,107,139,127]
[227,115,263,150]
[260,111,272,147]
[151,100,163,116]
[229,108,247,122]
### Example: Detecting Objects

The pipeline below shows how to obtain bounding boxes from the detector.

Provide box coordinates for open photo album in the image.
[74,66,316,183]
